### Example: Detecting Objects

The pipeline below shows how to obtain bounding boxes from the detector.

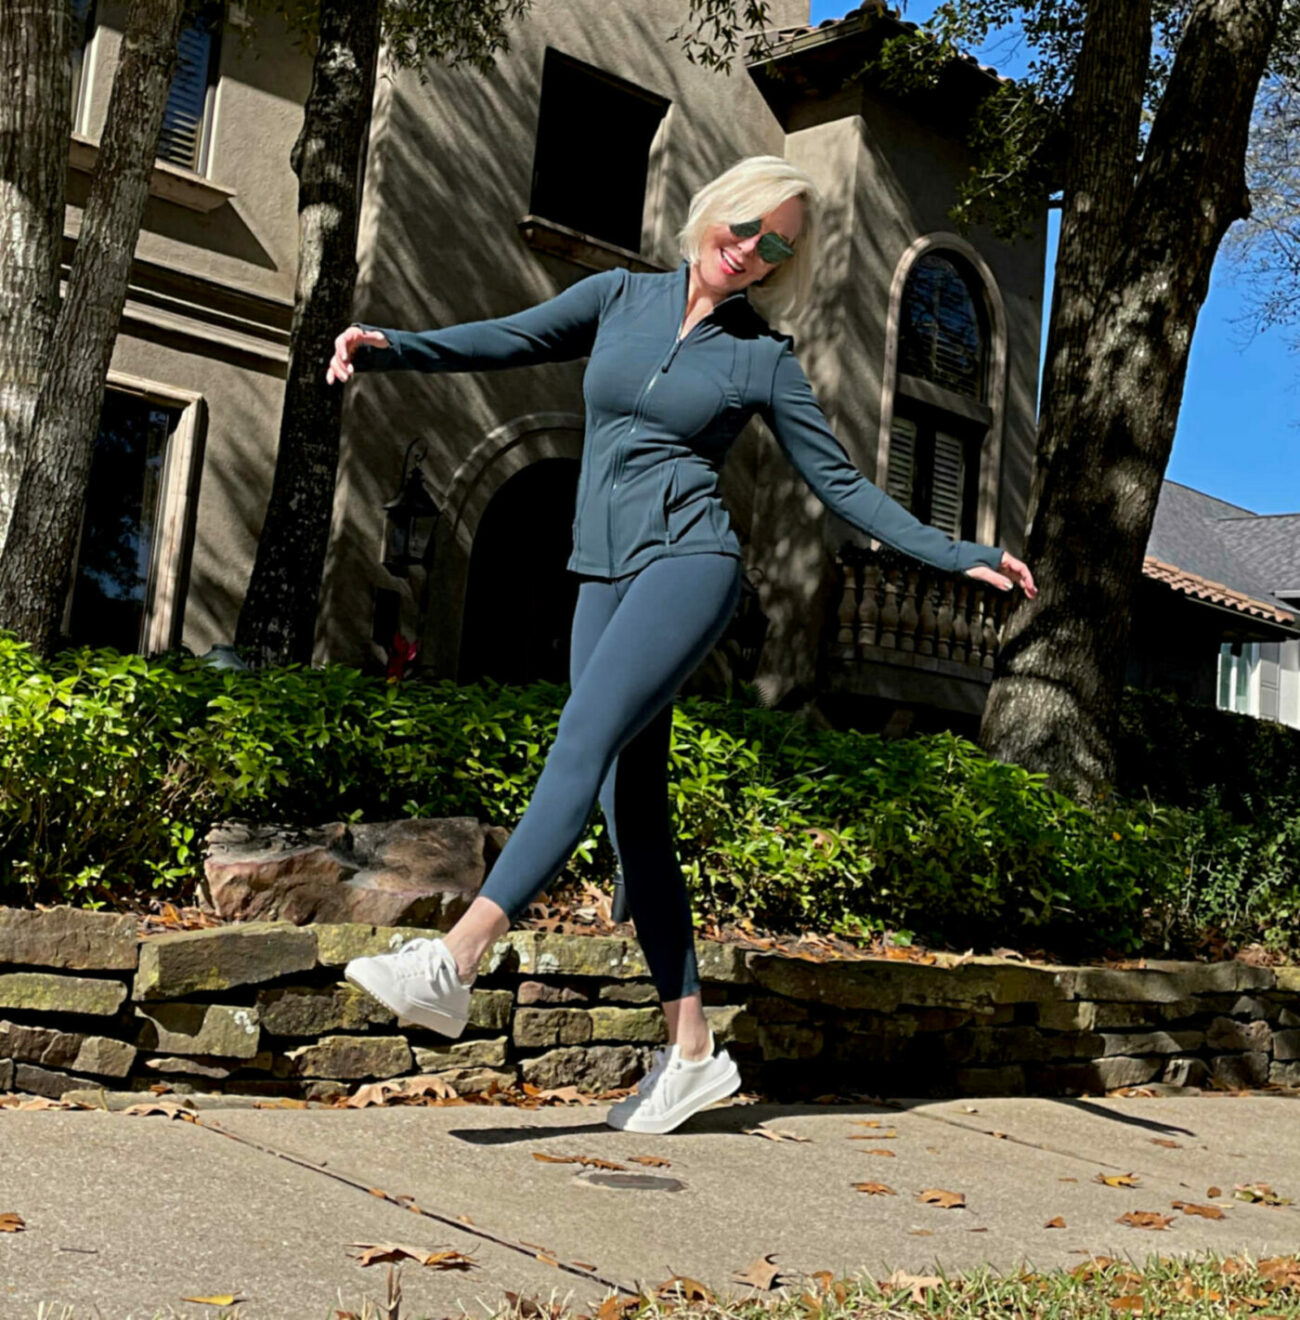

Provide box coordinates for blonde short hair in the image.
[676,155,821,324]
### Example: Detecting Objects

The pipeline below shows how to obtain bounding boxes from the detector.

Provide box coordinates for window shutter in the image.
[158,15,216,171]
[886,415,916,510]
[930,429,965,538]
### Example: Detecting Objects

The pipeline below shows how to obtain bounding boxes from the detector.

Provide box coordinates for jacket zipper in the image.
[606,291,742,567]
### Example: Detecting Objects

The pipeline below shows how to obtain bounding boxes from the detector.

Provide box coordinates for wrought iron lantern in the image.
[382,439,441,578]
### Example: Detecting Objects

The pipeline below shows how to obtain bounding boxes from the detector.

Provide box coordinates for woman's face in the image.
[696,195,805,297]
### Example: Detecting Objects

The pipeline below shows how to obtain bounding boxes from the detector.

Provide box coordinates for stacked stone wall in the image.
[2,907,1299,1105]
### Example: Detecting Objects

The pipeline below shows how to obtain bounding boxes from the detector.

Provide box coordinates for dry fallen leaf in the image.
[861,1148,896,1157]
[1235,1183,1294,1206]
[743,1127,811,1143]
[732,1254,782,1290]
[654,1276,713,1303]
[1045,1216,1067,1229]
[1109,1295,1145,1313]
[180,1296,243,1307]
[852,1182,896,1196]
[849,1129,897,1140]
[628,1155,671,1168]
[883,1270,944,1304]
[1096,1173,1142,1188]
[852,1120,884,1129]
[1208,1186,1223,1198]
[1117,1211,1173,1230]
[0,1213,26,1233]
[595,1297,639,1320]
[340,1081,405,1109]
[253,1097,308,1110]
[1172,1201,1225,1220]
[404,1075,458,1100]
[531,1152,627,1170]
[121,1101,195,1120]
[907,1229,934,1237]
[348,1243,475,1269]
[918,1189,966,1210]
[1150,1138,1182,1149]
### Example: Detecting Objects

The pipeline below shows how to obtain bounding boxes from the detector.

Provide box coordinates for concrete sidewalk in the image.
[4,1092,1300,1319]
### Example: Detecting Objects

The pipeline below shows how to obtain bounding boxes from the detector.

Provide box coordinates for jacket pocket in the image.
[661,463,678,545]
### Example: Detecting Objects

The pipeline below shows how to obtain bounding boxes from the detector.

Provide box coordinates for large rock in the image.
[201,818,509,928]
[71,1038,136,1078]
[313,924,445,968]
[0,971,126,1016]
[283,1035,412,1079]
[0,907,138,971]
[520,1045,645,1091]
[1212,1052,1269,1089]
[1206,1017,1271,1052]
[513,1007,592,1048]
[413,1037,508,1071]
[134,1003,262,1058]
[134,923,316,1000]
[588,1006,667,1044]
[258,984,394,1035]
[0,1019,85,1067]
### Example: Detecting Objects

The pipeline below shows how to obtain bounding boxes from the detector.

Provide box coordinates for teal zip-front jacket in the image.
[352,260,1004,580]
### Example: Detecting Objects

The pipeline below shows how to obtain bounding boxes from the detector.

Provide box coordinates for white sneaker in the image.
[605,1031,741,1134]
[344,937,472,1038]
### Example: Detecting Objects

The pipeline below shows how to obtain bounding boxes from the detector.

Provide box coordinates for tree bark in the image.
[1027,0,1152,537]
[980,0,1284,801]
[0,1,71,551]
[234,0,381,666]
[0,0,187,650]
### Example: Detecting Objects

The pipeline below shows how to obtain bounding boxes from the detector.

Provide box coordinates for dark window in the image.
[67,390,180,652]
[899,253,987,400]
[529,49,669,253]
[885,405,981,543]
[157,2,222,172]
[70,0,97,121]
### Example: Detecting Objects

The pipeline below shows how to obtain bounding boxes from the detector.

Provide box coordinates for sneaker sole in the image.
[344,964,468,1039]
[606,1058,742,1134]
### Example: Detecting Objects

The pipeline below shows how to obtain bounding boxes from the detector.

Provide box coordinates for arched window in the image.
[886,251,993,542]
[898,253,987,399]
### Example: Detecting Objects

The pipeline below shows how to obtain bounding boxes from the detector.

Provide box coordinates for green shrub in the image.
[0,634,1296,957]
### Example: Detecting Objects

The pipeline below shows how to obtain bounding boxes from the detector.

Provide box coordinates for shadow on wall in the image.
[317,3,805,675]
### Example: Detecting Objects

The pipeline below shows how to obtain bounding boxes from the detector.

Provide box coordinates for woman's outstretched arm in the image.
[327,267,621,383]
[759,341,1035,594]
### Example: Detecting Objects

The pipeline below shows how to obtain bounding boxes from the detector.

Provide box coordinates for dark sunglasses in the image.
[728,218,797,265]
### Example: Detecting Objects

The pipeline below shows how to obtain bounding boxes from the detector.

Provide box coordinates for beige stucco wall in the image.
[66,2,312,655]
[327,0,807,674]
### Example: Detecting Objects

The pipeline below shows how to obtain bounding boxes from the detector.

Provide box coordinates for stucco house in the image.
[62,0,1048,727]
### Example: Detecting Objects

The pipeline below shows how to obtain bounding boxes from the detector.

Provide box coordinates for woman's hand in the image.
[326,325,390,384]
[965,550,1037,599]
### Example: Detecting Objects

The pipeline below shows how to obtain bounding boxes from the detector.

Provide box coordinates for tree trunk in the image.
[0,1,71,551]
[1027,0,1152,536]
[0,0,187,651]
[980,0,1283,801]
[234,0,381,666]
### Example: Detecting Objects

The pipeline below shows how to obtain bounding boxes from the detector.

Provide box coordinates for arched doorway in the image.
[459,458,580,684]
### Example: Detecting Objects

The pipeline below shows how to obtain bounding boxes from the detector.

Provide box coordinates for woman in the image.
[326,156,1036,1134]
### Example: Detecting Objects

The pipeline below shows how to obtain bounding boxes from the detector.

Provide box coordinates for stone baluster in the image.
[878,567,901,650]
[951,581,971,665]
[898,568,921,654]
[835,558,859,658]
[935,579,955,661]
[858,560,881,649]
[981,590,1001,672]
[917,573,938,658]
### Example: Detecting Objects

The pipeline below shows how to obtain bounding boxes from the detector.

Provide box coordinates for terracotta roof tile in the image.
[1142,556,1297,626]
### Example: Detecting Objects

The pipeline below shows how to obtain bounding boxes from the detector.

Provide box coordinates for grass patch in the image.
[25,1253,1300,1319]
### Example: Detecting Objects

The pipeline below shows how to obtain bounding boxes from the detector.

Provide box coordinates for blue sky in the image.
[807,0,1300,513]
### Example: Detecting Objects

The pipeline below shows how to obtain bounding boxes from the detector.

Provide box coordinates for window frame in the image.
[61,374,206,655]
[527,47,670,257]
[877,233,1008,550]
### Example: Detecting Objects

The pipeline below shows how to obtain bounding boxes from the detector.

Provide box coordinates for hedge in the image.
[0,635,1296,957]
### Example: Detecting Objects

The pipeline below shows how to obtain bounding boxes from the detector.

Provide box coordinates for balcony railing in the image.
[823,545,1014,706]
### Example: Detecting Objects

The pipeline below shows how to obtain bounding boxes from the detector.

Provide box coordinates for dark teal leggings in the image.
[477,552,743,1001]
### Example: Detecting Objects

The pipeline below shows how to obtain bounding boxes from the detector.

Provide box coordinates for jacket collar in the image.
[675,258,753,324]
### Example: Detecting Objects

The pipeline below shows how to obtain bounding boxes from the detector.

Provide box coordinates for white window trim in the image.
[878,233,1008,547]
[65,373,207,655]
